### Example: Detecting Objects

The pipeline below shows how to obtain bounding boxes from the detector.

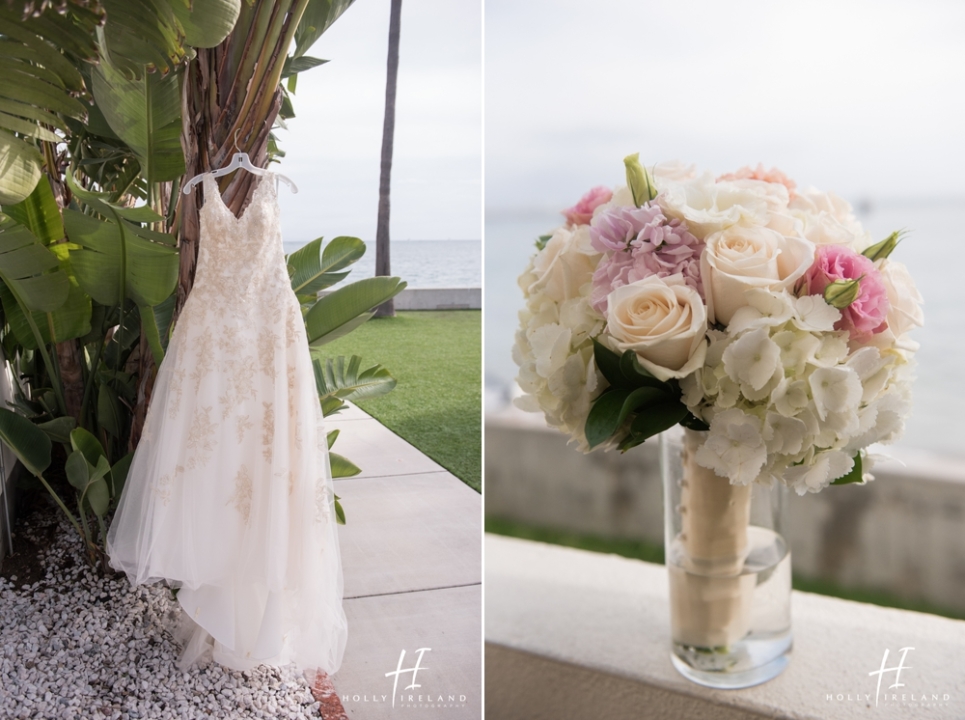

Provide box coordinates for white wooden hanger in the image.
[182,130,298,195]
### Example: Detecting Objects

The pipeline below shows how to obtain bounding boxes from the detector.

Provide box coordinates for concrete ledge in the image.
[485,534,965,720]
[485,408,965,614]
[320,287,481,311]
[395,287,480,311]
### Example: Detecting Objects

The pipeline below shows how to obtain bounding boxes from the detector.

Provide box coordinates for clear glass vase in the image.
[660,426,792,689]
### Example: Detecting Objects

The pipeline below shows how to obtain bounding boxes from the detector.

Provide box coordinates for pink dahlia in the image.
[801,244,890,343]
[562,186,613,226]
[589,204,704,314]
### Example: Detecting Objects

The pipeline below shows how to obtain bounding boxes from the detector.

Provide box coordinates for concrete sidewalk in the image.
[319,403,481,720]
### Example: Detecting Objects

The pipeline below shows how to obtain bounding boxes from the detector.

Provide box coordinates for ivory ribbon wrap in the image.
[669,429,755,648]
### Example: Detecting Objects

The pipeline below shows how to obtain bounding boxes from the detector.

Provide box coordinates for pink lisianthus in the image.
[589,204,703,314]
[718,164,797,199]
[562,186,613,226]
[801,245,890,343]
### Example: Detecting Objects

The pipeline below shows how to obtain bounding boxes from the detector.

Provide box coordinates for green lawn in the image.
[485,516,965,621]
[320,310,481,492]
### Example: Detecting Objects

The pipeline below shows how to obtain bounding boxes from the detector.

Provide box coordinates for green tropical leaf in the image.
[281,55,329,79]
[334,495,346,525]
[171,0,242,48]
[86,474,110,517]
[293,0,356,59]
[140,293,176,363]
[91,52,185,184]
[69,426,107,467]
[65,449,89,492]
[63,197,179,309]
[110,451,134,500]
[0,406,51,476]
[305,276,406,347]
[0,214,68,312]
[312,355,397,406]
[97,382,124,437]
[2,176,64,244]
[329,452,360,478]
[326,428,339,449]
[36,416,77,444]
[288,235,365,297]
[0,129,43,205]
[98,0,185,77]
[0,8,99,203]
[0,213,84,351]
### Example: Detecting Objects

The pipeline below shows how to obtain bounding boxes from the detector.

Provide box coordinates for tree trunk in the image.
[374,0,402,318]
[174,0,303,324]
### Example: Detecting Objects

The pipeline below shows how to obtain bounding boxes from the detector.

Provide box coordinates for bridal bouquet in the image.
[513,156,922,494]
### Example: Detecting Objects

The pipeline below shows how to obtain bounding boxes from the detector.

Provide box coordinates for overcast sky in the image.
[276,0,482,243]
[486,0,965,214]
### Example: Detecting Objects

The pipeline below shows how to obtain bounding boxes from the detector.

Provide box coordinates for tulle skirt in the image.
[106,281,347,673]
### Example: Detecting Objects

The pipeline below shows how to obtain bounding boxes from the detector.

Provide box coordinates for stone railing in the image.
[486,534,965,720]
[485,406,965,615]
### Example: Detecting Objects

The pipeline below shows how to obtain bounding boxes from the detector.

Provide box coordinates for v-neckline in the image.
[204,172,274,225]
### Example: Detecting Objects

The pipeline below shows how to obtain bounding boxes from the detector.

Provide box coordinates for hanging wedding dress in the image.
[106,172,347,674]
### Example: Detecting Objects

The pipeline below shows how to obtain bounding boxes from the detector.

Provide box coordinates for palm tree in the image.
[374,0,403,318]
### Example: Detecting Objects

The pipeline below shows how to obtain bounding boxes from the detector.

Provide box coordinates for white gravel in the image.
[0,501,322,719]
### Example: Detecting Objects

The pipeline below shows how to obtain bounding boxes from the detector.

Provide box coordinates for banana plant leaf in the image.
[0,9,95,203]
[91,50,185,184]
[63,174,177,363]
[293,0,357,60]
[2,175,65,245]
[0,216,67,308]
[98,0,186,78]
[171,0,242,48]
[0,406,51,477]
[287,235,365,299]
[305,276,406,347]
[63,208,178,307]
[0,129,44,206]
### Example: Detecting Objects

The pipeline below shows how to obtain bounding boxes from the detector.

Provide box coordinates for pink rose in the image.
[562,186,613,226]
[718,164,797,199]
[801,245,890,343]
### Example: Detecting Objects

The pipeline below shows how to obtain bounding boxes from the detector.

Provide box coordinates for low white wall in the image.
[486,534,965,720]
[486,407,965,614]
[395,287,480,311]
[318,287,481,311]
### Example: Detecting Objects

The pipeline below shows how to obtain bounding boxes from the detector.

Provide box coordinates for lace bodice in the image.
[193,172,289,304]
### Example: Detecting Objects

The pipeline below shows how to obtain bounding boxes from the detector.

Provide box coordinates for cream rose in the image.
[656,173,771,239]
[701,226,815,325]
[526,225,600,303]
[605,274,708,381]
[878,259,924,339]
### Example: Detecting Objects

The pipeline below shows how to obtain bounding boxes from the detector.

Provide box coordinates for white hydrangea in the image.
[684,289,916,495]
[512,226,606,451]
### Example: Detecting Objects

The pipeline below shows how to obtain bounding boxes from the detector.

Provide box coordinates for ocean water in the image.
[282,239,481,289]
[485,200,965,460]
